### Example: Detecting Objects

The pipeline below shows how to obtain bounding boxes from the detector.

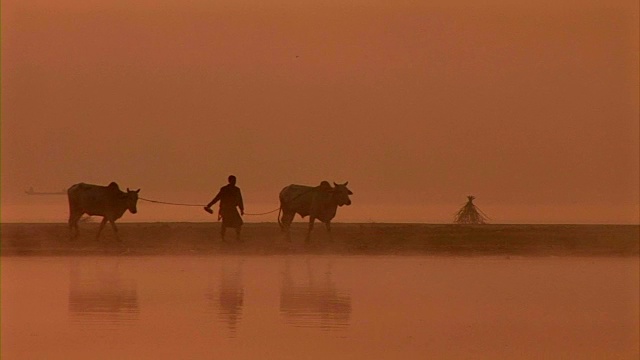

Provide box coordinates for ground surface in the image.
[1,222,638,256]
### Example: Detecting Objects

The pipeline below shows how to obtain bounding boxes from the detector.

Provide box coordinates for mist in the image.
[2,0,638,223]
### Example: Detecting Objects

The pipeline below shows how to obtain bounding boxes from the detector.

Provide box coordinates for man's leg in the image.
[220,224,227,241]
[235,226,242,242]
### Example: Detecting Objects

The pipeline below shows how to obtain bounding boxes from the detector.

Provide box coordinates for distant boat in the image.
[25,187,67,195]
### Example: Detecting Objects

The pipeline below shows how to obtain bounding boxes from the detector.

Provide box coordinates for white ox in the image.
[278,181,353,242]
[67,182,140,240]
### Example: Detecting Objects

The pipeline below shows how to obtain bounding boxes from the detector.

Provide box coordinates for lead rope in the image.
[243,208,280,216]
[139,197,204,207]
[139,197,280,216]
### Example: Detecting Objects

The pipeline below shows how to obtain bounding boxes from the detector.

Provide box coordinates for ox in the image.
[278,181,353,242]
[67,182,140,240]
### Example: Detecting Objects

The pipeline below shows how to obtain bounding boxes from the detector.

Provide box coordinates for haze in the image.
[2,0,638,223]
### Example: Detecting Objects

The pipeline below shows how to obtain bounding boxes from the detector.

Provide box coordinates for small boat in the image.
[25,187,67,195]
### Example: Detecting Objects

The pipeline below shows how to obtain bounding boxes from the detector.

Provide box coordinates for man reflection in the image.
[280,259,351,330]
[206,260,244,336]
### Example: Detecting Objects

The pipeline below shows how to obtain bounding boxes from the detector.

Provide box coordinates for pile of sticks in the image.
[454,196,489,224]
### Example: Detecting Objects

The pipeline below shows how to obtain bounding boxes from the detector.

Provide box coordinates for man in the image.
[204,175,244,241]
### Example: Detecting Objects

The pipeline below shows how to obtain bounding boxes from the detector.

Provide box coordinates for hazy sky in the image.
[2,0,639,223]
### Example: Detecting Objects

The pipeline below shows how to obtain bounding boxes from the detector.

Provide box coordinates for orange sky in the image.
[2,0,639,223]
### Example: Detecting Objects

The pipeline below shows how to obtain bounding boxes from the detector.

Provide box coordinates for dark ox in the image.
[67,182,140,240]
[278,181,353,242]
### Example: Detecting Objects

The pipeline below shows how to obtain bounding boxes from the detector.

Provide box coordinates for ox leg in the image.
[280,211,295,242]
[306,217,316,242]
[324,221,332,241]
[96,218,108,240]
[109,220,121,242]
[68,212,82,240]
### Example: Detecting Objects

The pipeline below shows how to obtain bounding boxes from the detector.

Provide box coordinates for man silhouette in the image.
[205,175,244,241]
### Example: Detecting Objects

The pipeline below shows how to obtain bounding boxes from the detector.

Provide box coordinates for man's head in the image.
[228,175,237,185]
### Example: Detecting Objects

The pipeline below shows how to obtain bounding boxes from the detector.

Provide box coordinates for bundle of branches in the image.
[454,196,489,224]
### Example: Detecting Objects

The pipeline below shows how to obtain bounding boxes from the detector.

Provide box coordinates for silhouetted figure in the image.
[454,195,489,224]
[205,175,244,241]
[278,181,353,242]
[67,182,140,240]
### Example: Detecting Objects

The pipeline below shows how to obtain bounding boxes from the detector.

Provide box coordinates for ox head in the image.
[332,182,353,206]
[125,188,141,214]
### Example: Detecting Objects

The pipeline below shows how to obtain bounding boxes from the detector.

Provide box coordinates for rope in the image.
[139,197,205,207]
[139,197,280,216]
[244,208,280,216]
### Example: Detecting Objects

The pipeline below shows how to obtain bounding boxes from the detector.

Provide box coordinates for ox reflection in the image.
[68,259,139,323]
[206,260,244,337]
[280,259,351,330]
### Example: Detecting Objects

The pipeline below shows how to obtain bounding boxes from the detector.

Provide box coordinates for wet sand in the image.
[1,222,638,256]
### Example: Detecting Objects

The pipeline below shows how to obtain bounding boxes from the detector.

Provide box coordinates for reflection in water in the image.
[2,256,637,359]
[206,260,244,337]
[280,259,351,330]
[68,259,139,324]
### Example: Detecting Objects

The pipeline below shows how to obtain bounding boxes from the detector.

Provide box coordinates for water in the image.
[2,255,639,359]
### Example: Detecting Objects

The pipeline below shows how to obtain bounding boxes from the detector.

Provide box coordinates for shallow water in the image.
[2,255,639,359]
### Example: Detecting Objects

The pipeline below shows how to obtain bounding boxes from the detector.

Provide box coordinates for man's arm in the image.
[206,191,222,208]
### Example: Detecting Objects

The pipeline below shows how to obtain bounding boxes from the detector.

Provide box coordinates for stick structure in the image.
[454,196,489,224]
